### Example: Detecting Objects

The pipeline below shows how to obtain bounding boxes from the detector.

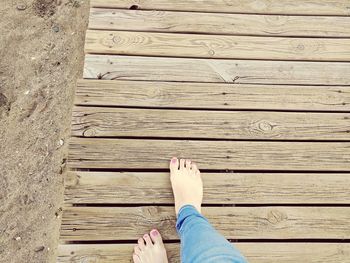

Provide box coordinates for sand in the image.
[0,0,89,261]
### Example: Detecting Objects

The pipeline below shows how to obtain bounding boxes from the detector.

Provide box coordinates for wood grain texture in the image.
[89,9,350,38]
[71,106,350,140]
[68,138,350,171]
[75,80,350,111]
[60,206,350,240]
[90,0,350,16]
[57,243,350,263]
[85,30,350,61]
[60,0,350,259]
[65,171,350,204]
[83,55,350,85]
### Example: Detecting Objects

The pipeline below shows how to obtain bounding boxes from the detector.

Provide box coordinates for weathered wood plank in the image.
[71,107,350,140]
[60,206,350,240]
[85,30,350,61]
[90,0,350,16]
[83,55,350,85]
[65,171,350,204]
[68,138,350,171]
[89,9,350,38]
[57,243,350,263]
[75,80,350,112]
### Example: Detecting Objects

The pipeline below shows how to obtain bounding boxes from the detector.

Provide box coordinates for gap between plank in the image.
[72,204,350,207]
[89,6,350,17]
[84,52,350,63]
[73,104,350,114]
[63,239,350,245]
[70,136,350,143]
[69,168,350,174]
[86,28,350,39]
[82,78,350,87]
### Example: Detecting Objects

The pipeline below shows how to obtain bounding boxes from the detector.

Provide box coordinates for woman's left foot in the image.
[133,229,168,263]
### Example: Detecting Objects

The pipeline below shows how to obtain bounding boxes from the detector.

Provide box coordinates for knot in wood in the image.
[83,128,96,137]
[259,121,273,131]
[297,44,305,51]
[67,173,79,186]
[265,15,287,26]
[267,209,287,224]
[149,87,165,99]
[101,35,117,48]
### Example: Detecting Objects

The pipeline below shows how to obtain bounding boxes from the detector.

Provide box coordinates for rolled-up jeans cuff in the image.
[176,204,207,234]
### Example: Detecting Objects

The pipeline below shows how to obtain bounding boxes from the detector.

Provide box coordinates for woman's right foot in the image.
[169,157,203,215]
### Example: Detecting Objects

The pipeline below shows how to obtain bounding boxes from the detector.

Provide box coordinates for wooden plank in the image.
[75,80,350,112]
[85,30,350,61]
[65,171,350,204]
[68,138,350,171]
[57,243,350,263]
[60,206,350,240]
[90,0,350,16]
[83,55,350,85]
[89,9,350,38]
[71,107,350,140]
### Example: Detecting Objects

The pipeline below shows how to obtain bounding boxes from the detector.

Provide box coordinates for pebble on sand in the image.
[34,246,45,252]
[16,4,27,10]
[52,25,60,33]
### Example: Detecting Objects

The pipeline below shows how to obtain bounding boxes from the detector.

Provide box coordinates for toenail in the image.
[151,229,158,236]
[171,158,177,163]
[144,234,148,238]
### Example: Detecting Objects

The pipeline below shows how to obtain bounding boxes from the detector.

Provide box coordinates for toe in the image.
[134,246,141,256]
[192,162,200,173]
[138,237,145,250]
[170,157,179,171]
[195,169,200,177]
[185,159,191,169]
[179,159,185,169]
[150,229,163,245]
[191,162,197,170]
[143,233,153,246]
[133,254,141,263]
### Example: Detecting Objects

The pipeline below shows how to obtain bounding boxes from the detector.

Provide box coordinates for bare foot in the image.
[133,229,168,263]
[170,157,203,215]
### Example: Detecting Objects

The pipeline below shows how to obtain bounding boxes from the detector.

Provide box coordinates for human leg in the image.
[170,158,247,263]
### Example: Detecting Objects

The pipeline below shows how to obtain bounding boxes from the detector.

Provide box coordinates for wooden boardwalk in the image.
[58,1,350,262]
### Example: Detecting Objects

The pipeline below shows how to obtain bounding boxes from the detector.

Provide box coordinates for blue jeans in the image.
[176,205,247,263]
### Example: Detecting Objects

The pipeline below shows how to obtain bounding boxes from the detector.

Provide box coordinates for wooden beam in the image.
[75,80,350,112]
[65,171,350,204]
[89,9,350,37]
[68,138,350,171]
[71,107,350,140]
[60,206,350,240]
[85,30,350,61]
[83,55,350,85]
[57,243,350,263]
[90,0,350,16]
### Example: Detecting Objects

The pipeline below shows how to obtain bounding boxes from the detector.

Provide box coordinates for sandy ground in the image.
[0,0,89,262]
